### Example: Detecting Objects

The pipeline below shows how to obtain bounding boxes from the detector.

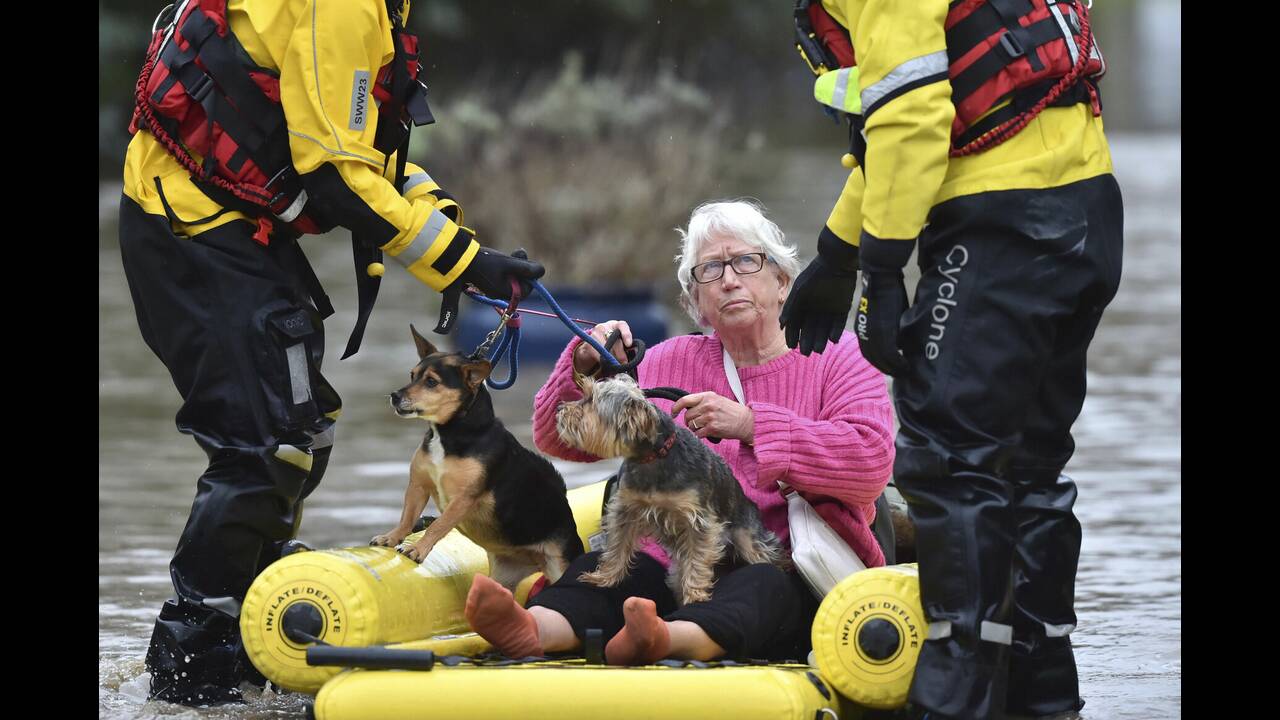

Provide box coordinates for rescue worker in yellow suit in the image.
[779,1,1122,718]
[118,0,543,705]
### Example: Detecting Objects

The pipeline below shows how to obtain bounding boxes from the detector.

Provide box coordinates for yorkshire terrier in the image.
[555,374,784,605]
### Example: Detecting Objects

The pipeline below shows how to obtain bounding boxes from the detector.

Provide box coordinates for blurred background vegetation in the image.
[99,0,1180,299]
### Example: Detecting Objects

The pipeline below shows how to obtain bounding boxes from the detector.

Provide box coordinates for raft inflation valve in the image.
[858,618,900,662]
[810,564,925,709]
[283,603,327,645]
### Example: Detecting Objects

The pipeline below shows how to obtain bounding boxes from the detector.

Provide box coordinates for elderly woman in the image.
[464,200,894,665]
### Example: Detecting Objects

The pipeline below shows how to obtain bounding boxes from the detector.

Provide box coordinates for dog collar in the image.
[636,431,677,464]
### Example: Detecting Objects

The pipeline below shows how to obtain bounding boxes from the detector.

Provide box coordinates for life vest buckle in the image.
[998,30,1027,59]
[187,72,215,103]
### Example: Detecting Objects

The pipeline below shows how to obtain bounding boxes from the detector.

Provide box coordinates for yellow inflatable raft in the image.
[240,479,926,714]
[314,659,845,720]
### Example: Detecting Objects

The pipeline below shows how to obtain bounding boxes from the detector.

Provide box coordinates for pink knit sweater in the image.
[532,331,896,568]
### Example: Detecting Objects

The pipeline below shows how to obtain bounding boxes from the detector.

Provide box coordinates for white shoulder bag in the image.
[723,348,866,599]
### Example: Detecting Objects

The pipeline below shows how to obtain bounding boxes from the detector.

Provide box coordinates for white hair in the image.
[674,199,801,327]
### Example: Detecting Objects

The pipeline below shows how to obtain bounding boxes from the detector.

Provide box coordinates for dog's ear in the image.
[410,324,438,359]
[461,358,492,391]
[624,392,660,441]
[573,371,595,396]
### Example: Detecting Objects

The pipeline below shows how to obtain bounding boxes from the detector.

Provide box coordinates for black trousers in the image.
[528,551,819,662]
[118,197,341,704]
[893,176,1123,720]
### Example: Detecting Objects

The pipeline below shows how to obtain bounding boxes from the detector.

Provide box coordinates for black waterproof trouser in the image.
[118,197,341,705]
[892,175,1123,720]
[529,551,820,662]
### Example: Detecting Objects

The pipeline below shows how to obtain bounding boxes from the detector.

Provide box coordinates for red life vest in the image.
[129,0,432,243]
[793,0,1105,156]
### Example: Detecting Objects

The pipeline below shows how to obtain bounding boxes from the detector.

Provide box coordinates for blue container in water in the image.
[453,286,671,366]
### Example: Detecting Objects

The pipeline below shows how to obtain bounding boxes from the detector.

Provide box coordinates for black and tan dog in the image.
[556,373,784,605]
[371,325,584,590]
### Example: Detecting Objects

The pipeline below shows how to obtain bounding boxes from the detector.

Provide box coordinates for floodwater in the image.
[99,134,1180,719]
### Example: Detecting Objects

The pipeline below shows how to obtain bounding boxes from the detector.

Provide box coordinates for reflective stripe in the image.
[980,621,1013,645]
[311,0,345,152]
[861,50,949,116]
[927,621,952,640]
[403,172,434,194]
[832,67,858,113]
[287,130,381,165]
[391,209,450,268]
[814,67,862,114]
[831,71,847,110]
[325,408,343,421]
[1044,622,1075,638]
[275,189,308,223]
[1047,1,1080,65]
[286,344,312,404]
[203,596,242,617]
[275,444,314,472]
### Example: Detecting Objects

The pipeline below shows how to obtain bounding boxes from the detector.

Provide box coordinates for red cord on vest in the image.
[133,56,275,209]
[951,1,1094,157]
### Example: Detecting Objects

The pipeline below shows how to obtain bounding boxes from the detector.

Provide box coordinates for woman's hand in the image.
[572,320,633,374]
[671,391,754,444]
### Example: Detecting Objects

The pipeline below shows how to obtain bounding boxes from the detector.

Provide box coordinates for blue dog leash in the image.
[464,281,715,441]
[465,280,644,390]
[464,283,524,390]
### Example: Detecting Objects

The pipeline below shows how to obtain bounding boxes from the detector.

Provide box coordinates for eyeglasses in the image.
[691,253,772,284]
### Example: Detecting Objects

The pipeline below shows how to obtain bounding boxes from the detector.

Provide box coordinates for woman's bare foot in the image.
[464,574,542,658]
[605,596,671,666]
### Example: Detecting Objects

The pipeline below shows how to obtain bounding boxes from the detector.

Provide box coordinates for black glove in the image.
[853,233,914,377]
[779,226,860,356]
[434,242,545,334]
